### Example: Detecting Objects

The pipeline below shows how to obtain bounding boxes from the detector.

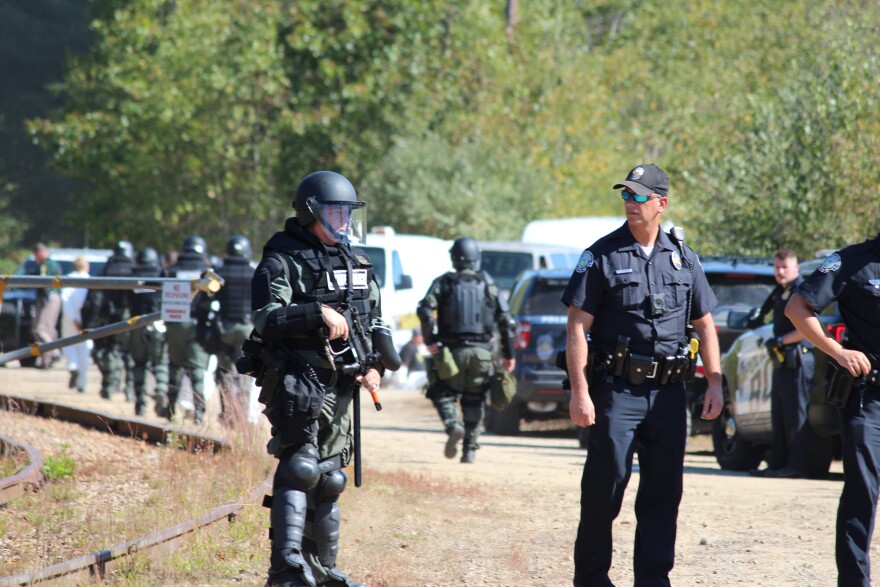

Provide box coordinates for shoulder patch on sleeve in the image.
[575,250,594,273]
[819,253,842,273]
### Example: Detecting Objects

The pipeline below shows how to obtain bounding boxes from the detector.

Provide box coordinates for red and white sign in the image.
[162,282,191,323]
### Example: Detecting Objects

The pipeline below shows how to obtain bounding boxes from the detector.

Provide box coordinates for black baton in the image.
[353,384,362,487]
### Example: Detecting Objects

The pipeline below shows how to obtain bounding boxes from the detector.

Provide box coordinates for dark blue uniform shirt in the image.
[561,223,717,357]
[772,275,804,339]
[795,235,880,357]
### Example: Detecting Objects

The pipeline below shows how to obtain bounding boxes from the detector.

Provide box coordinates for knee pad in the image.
[314,469,347,504]
[275,444,321,492]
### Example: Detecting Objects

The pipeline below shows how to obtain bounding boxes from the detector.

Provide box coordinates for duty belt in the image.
[599,350,692,386]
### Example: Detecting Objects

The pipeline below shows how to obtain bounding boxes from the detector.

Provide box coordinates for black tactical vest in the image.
[263,221,376,334]
[217,257,254,322]
[102,255,135,319]
[437,271,494,341]
[130,263,163,315]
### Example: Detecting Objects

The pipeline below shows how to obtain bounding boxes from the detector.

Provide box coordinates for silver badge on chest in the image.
[671,251,682,270]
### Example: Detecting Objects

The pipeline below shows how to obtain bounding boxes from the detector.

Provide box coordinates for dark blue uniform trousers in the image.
[837,384,880,587]
[574,377,687,587]
[769,351,814,470]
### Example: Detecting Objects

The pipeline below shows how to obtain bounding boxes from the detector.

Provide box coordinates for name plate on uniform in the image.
[327,269,369,290]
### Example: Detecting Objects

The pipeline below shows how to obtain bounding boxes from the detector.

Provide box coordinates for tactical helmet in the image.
[293,171,366,244]
[182,235,207,255]
[113,240,135,259]
[226,234,252,260]
[136,247,159,265]
[450,237,481,271]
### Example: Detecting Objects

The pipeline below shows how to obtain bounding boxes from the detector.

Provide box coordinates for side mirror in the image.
[396,274,413,291]
[727,309,753,329]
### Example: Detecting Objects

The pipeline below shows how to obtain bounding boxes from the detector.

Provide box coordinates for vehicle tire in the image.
[712,400,763,471]
[577,426,590,449]
[488,403,521,436]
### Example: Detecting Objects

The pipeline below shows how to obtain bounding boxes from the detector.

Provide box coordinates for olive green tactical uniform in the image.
[419,268,515,460]
[253,217,383,587]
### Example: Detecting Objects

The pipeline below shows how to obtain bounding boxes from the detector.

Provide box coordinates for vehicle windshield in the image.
[520,278,569,316]
[481,251,533,291]
[707,274,776,309]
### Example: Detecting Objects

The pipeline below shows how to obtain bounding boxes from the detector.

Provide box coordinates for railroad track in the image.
[0,392,272,587]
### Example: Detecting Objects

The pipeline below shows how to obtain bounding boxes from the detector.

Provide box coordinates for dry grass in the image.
[0,404,274,584]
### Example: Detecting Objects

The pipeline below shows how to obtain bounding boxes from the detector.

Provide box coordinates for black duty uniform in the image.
[794,235,880,587]
[752,274,816,473]
[562,223,717,587]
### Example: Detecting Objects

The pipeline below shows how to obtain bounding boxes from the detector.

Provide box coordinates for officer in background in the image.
[250,170,391,587]
[562,164,723,587]
[165,235,211,424]
[748,248,813,478]
[785,232,880,587]
[213,234,255,422]
[417,237,516,464]
[129,247,170,417]
[82,240,136,400]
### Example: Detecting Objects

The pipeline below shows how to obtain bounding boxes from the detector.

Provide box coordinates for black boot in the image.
[268,488,316,587]
[310,502,365,587]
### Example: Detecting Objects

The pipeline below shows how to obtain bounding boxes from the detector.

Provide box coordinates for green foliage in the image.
[41,444,76,481]
[22,0,880,256]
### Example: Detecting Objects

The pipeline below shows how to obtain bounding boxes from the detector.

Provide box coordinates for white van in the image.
[521,217,626,249]
[360,227,453,348]
[478,241,582,300]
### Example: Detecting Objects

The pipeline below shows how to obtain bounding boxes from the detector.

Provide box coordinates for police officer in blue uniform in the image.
[786,232,880,587]
[562,164,723,587]
[748,248,814,478]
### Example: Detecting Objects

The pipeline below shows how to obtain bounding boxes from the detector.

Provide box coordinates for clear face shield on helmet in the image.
[306,197,367,245]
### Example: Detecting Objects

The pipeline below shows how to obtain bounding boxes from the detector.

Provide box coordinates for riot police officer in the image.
[82,240,136,400]
[417,237,516,464]
[165,235,211,423]
[213,234,255,421]
[786,232,880,587]
[563,164,723,587]
[129,247,170,417]
[251,170,394,587]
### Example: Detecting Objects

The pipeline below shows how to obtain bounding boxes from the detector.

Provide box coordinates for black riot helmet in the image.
[226,234,252,260]
[293,171,366,244]
[136,247,159,265]
[450,237,481,271]
[114,240,135,259]
[182,235,207,255]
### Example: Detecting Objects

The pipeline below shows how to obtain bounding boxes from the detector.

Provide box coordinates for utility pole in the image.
[506,0,518,39]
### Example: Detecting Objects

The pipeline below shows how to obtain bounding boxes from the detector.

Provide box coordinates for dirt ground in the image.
[0,364,866,586]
